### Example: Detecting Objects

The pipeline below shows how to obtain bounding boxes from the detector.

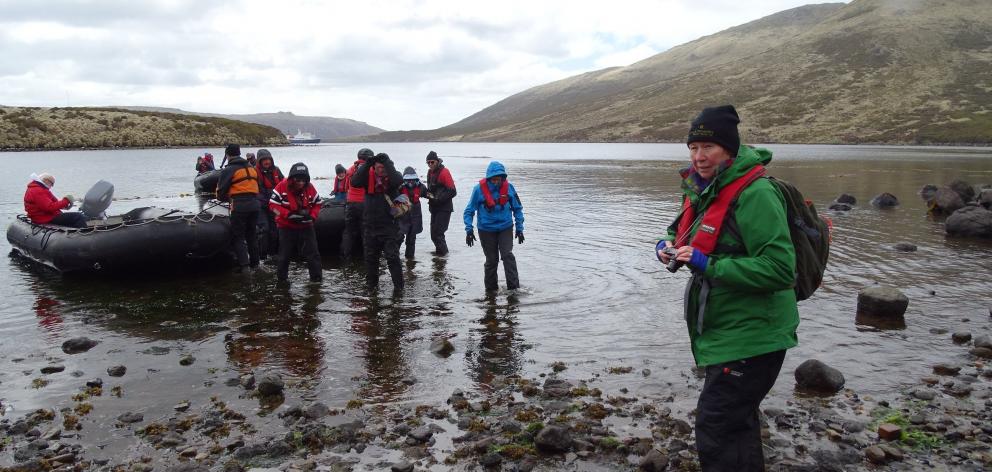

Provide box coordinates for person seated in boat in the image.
[23,173,87,228]
[269,162,322,283]
[195,153,215,174]
[246,152,257,167]
[255,149,284,260]
[332,164,348,203]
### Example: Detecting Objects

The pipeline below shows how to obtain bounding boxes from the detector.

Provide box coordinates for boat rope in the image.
[16,210,228,236]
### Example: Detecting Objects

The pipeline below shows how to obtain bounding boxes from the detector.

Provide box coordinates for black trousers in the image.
[340,202,364,258]
[478,228,519,291]
[364,229,403,289]
[695,349,786,472]
[277,226,322,282]
[401,227,417,259]
[257,209,278,259]
[429,210,452,255]
[49,212,87,228]
[230,210,259,268]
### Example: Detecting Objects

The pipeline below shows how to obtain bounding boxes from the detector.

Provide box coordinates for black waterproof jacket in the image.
[350,158,403,235]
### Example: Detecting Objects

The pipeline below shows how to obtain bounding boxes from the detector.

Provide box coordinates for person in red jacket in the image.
[269,162,322,282]
[339,148,373,259]
[23,173,87,228]
[425,151,457,255]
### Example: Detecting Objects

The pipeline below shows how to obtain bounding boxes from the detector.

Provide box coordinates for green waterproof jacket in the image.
[664,145,799,367]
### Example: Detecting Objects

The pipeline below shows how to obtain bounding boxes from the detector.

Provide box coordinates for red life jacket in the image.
[257,165,283,191]
[479,178,509,209]
[401,185,421,204]
[367,167,387,194]
[333,176,348,194]
[675,165,766,255]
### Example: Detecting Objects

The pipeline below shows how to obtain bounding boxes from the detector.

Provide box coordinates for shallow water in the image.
[1,143,991,461]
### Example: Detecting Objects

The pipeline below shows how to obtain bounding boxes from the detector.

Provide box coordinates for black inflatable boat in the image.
[7,206,232,273]
[314,200,345,248]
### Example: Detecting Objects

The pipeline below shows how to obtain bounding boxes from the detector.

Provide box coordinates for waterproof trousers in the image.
[364,229,403,290]
[339,202,364,259]
[401,227,417,259]
[230,210,260,269]
[429,210,452,255]
[257,209,278,259]
[695,349,786,472]
[49,212,88,228]
[478,228,518,291]
[277,226,322,282]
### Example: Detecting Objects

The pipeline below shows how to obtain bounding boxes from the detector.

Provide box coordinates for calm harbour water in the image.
[0,142,990,459]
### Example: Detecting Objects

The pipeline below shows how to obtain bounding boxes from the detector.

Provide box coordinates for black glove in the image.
[516,231,525,244]
[288,213,305,222]
[299,214,313,224]
[466,232,476,247]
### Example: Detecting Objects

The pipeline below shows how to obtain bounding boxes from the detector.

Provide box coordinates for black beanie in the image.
[335,164,346,174]
[426,151,439,162]
[686,105,740,156]
[225,143,241,157]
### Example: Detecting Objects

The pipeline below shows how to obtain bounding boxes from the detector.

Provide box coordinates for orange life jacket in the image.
[228,164,259,197]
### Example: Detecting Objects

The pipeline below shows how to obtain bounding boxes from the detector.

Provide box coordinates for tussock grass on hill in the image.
[0,107,288,150]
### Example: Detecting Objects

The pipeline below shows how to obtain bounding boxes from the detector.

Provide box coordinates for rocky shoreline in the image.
[3,324,991,472]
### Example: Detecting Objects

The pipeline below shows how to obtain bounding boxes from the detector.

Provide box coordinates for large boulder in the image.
[256,373,284,396]
[870,193,899,208]
[794,359,846,394]
[829,202,853,212]
[945,206,992,238]
[857,286,909,318]
[836,194,857,205]
[62,337,99,354]
[930,187,965,216]
[948,179,976,203]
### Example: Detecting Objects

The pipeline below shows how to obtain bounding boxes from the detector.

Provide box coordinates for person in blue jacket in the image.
[463,161,524,292]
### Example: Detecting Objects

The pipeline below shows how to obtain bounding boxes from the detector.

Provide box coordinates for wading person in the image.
[463,161,524,292]
[332,164,348,203]
[269,163,322,283]
[23,172,86,228]
[399,166,429,260]
[656,105,798,471]
[216,143,261,272]
[255,149,284,261]
[195,153,215,173]
[350,152,404,291]
[425,151,456,255]
[340,148,374,259]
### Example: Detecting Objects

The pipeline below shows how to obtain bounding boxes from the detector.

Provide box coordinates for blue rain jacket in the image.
[463,161,524,234]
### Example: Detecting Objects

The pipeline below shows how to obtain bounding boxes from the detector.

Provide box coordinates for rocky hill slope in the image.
[123,108,384,140]
[0,107,288,150]
[374,0,992,144]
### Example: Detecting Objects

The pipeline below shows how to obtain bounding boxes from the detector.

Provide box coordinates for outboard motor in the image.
[80,180,114,219]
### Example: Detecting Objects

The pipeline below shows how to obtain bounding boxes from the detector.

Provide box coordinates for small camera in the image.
[661,246,683,273]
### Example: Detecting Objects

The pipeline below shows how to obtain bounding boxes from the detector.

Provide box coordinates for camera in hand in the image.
[662,246,683,273]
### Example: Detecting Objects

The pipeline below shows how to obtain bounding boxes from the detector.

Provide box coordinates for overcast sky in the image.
[0,0,844,130]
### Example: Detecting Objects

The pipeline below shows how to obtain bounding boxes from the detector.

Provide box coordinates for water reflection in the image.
[466,295,527,389]
[348,296,422,402]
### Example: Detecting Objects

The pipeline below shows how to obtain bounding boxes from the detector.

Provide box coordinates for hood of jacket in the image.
[485,161,507,179]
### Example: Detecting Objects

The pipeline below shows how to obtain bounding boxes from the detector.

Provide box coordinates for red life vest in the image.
[367,167,387,194]
[479,178,509,209]
[333,176,348,194]
[401,185,421,204]
[675,165,766,255]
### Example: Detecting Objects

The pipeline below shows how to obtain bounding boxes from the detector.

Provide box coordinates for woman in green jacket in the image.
[657,105,799,471]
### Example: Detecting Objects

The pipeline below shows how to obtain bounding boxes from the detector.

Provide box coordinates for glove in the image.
[466,232,476,247]
[426,193,435,200]
[288,213,305,222]
[63,194,75,203]
[516,231,525,244]
[688,248,709,271]
[656,240,671,263]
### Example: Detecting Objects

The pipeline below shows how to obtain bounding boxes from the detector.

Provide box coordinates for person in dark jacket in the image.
[255,149,284,260]
[23,172,86,228]
[463,161,524,292]
[245,152,257,167]
[216,143,260,272]
[398,166,429,260]
[269,163,322,282]
[350,152,404,291]
[657,105,798,472]
[195,153,215,173]
[340,148,374,259]
[425,151,457,255]
[332,164,348,203]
